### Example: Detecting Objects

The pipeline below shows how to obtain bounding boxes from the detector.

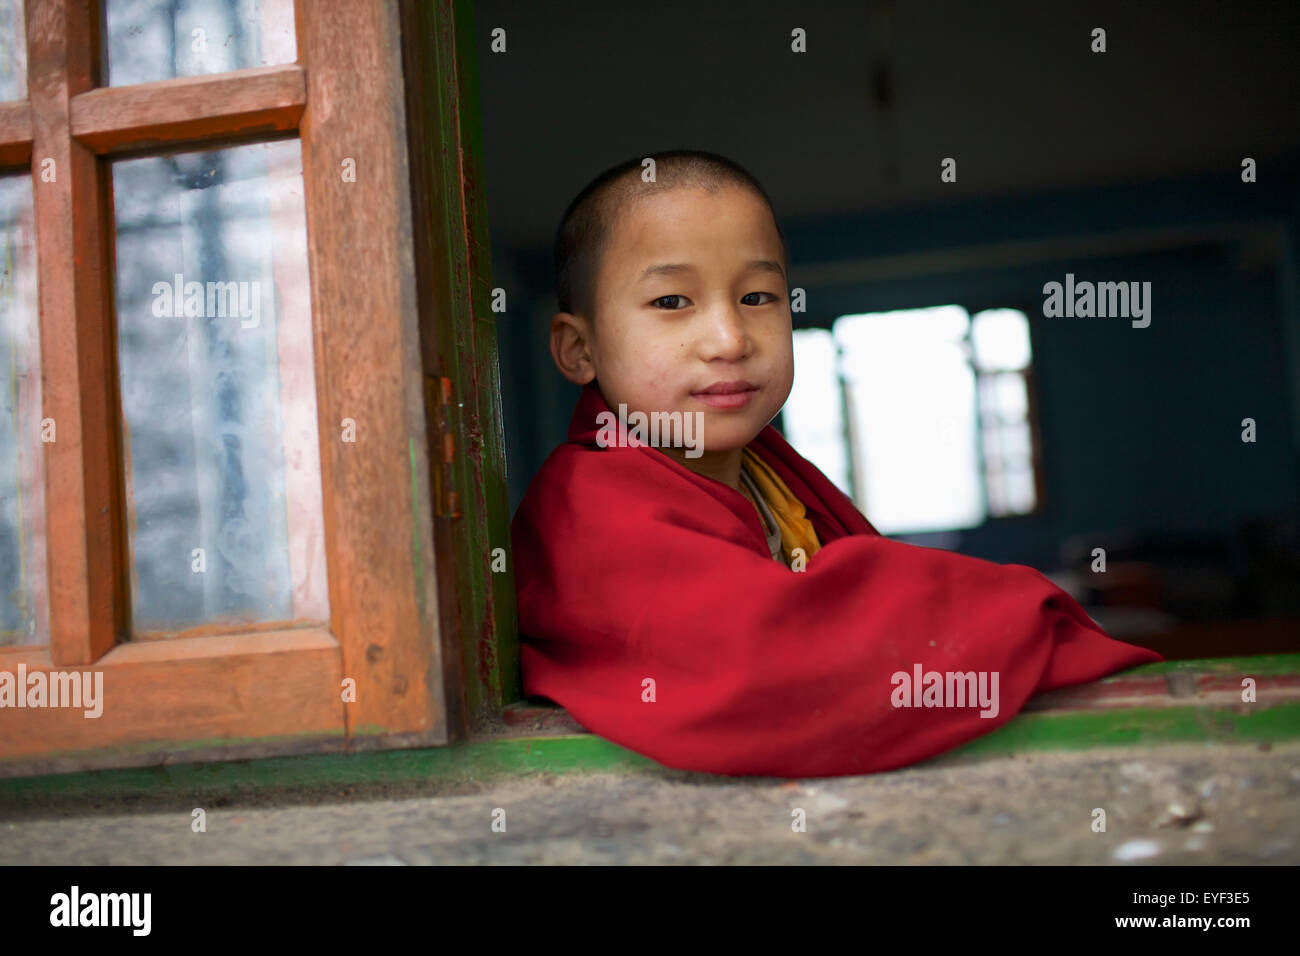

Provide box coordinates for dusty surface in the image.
[2,741,1297,864]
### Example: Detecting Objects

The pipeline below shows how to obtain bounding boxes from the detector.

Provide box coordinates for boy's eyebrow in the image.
[746,258,787,279]
[637,259,787,282]
[638,262,695,282]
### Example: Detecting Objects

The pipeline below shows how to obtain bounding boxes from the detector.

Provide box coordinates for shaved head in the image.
[554,149,789,322]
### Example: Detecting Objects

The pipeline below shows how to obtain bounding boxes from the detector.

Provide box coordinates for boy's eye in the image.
[652,295,690,310]
[652,292,778,309]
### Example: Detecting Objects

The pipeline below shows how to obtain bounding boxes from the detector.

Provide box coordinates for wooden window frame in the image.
[1,0,460,775]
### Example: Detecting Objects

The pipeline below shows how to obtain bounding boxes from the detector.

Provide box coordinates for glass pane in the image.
[783,328,852,496]
[971,308,1032,371]
[112,138,327,635]
[988,371,1028,422]
[835,306,985,533]
[1001,467,1037,514]
[998,422,1032,460]
[985,468,1006,516]
[102,0,295,87]
[0,174,46,646]
[0,0,26,101]
[981,422,1002,461]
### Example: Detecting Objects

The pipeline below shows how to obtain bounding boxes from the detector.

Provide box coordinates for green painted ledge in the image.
[936,700,1300,760]
[0,736,661,807]
[1118,653,1300,677]
[1,655,1296,807]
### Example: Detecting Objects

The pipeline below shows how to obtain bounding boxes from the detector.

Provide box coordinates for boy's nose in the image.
[698,305,752,361]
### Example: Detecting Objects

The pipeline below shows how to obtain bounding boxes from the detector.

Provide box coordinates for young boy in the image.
[510,149,1162,778]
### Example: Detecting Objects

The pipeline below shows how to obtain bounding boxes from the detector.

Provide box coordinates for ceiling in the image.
[474,0,1300,252]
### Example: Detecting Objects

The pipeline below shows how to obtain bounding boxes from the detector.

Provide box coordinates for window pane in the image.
[101,0,295,87]
[0,175,46,646]
[988,372,1028,422]
[998,422,1032,460]
[1001,467,1037,514]
[971,308,1031,371]
[783,328,852,496]
[112,139,327,635]
[0,0,26,101]
[834,307,985,534]
[985,468,1006,515]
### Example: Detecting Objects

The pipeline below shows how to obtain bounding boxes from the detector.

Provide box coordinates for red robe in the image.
[511,383,1163,777]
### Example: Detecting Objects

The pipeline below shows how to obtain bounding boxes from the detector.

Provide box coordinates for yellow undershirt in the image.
[739,446,821,565]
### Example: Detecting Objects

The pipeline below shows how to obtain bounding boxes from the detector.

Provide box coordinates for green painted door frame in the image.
[400,0,521,737]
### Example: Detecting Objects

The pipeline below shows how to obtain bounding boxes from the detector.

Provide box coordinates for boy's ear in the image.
[550,312,597,385]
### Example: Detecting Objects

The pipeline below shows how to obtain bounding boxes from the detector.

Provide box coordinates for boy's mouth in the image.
[692,379,759,409]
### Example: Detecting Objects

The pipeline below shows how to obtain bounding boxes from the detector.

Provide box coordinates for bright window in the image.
[784,306,1041,534]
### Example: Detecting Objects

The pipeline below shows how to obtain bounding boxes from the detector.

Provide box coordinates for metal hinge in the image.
[426,374,461,518]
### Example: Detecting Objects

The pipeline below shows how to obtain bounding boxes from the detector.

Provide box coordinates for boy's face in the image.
[552,183,794,456]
